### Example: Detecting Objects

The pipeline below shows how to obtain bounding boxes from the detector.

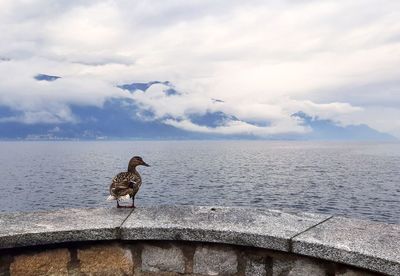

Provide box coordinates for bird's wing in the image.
[111,172,131,184]
[130,174,141,187]
[110,172,134,197]
[128,173,142,194]
[113,183,133,197]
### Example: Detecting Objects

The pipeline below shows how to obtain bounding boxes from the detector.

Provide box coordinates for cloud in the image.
[0,58,130,110]
[0,0,399,137]
[122,82,357,136]
[163,118,310,136]
[0,109,76,124]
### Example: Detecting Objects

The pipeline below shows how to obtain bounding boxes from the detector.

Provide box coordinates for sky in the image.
[1,0,400,137]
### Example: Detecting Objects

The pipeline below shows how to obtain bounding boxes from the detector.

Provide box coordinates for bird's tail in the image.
[119,194,131,201]
[106,195,116,201]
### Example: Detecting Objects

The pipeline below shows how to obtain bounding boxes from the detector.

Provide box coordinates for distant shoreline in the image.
[0,138,398,142]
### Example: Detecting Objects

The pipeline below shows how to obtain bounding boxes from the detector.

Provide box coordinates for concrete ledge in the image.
[0,206,399,275]
[292,216,400,276]
[0,208,131,248]
[120,206,330,252]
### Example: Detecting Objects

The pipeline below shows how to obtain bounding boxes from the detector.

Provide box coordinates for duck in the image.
[107,156,150,208]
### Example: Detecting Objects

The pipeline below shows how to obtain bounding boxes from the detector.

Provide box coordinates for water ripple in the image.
[0,141,399,224]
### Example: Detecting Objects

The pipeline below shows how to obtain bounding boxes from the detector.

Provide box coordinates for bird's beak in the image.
[143,162,150,167]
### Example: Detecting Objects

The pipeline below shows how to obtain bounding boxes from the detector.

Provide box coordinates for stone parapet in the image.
[0,206,399,275]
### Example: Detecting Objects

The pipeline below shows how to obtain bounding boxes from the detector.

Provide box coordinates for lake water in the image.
[0,141,399,224]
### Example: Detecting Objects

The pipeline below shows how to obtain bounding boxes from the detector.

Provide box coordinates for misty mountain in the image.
[34,74,61,81]
[118,81,180,96]
[291,111,396,141]
[0,78,396,141]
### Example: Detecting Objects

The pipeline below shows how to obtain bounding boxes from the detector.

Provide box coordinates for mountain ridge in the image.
[0,78,396,141]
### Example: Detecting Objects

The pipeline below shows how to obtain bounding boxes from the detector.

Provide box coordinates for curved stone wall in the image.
[0,206,399,275]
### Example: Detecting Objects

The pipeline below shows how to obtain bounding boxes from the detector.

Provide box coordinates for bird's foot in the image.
[117,205,131,208]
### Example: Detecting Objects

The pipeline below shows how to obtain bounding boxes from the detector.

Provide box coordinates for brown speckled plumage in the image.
[108,156,150,208]
[109,171,141,198]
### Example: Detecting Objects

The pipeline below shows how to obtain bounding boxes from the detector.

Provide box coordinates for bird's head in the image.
[128,156,150,170]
